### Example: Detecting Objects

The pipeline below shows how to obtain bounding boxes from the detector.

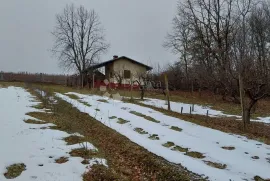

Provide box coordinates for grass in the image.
[24,119,47,124]
[69,148,99,159]
[66,94,80,100]
[254,175,268,181]
[109,116,117,119]
[221,146,235,150]
[162,141,175,148]
[79,101,91,107]
[97,99,109,103]
[203,161,227,169]
[185,151,205,159]
[95,108,100,112]
[171,145,205,159]
[117,118,129,124]
[172,146,189,152]
[83,164,119,181]
[170,126,183,132]
[129,111,160,123]
[63,135,85,145]
[4,163,26,179]
[31,103,44,110]
[134,128,148,134]
[55,157,69,164]
[148,134,160,140]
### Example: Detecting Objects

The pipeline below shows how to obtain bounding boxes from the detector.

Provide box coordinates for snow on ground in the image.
[0,87,106,181]
[57,92,270,181]
[141,98,270,124]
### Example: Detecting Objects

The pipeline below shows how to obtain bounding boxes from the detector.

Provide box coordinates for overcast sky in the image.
[0,0,179,74]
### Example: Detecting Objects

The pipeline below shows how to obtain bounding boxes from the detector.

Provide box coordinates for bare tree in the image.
[134,71,152,100]
[52,4,109,87]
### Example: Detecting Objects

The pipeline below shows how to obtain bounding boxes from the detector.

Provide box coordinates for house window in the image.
[124,70,131,79]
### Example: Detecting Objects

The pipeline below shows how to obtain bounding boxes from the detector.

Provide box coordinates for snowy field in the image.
[57,92,270,181]
[0,87,106,181]
[141,98,270,124]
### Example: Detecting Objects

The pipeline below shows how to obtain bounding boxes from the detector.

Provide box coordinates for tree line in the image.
[163,0,270,125]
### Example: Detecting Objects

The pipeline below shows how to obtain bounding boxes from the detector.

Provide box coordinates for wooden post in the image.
[164,74,171,111]
[206,110,209,117]
[181,107,183,114]
[192,104,194,111]
[239,74,246,129]
[130,74,133,100]
[190,106,192,115]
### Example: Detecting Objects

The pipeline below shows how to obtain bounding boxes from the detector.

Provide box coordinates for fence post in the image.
[190,106,192,115]
[181,107,183,114]
[164,74,171,111]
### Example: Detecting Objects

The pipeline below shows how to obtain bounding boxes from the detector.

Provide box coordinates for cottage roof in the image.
[85,56,153,72]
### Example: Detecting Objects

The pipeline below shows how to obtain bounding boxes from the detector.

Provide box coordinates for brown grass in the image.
[97,99,109,103]
[221,146,235,150]
[129,111,160,123]
[134,128,148,134]
[172,146,189,152]
[117,118,129,124]
[254,175,270,181]
[24,119,47,124]
[83,164,119,181]
[203,161,227,169]
[4,163,26,179]
[148,134,160,140]
[64,135,85,145]
[185,151,205,159]
[162,141,175,148]
[55,157,69,164]
[69,148,98,159]
[170,126,183,132]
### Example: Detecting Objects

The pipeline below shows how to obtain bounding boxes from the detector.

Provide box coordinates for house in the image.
[86,55,152,89]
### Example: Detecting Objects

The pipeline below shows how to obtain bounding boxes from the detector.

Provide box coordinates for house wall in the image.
[104,58,148,86]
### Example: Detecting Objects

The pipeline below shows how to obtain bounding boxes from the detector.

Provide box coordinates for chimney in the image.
[113,55,118,59]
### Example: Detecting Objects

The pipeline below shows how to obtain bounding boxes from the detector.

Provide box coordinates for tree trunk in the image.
[243,109,250,125]
[80,73,84,88]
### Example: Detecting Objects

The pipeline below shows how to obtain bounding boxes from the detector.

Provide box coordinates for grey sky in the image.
[0,0,178,74]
